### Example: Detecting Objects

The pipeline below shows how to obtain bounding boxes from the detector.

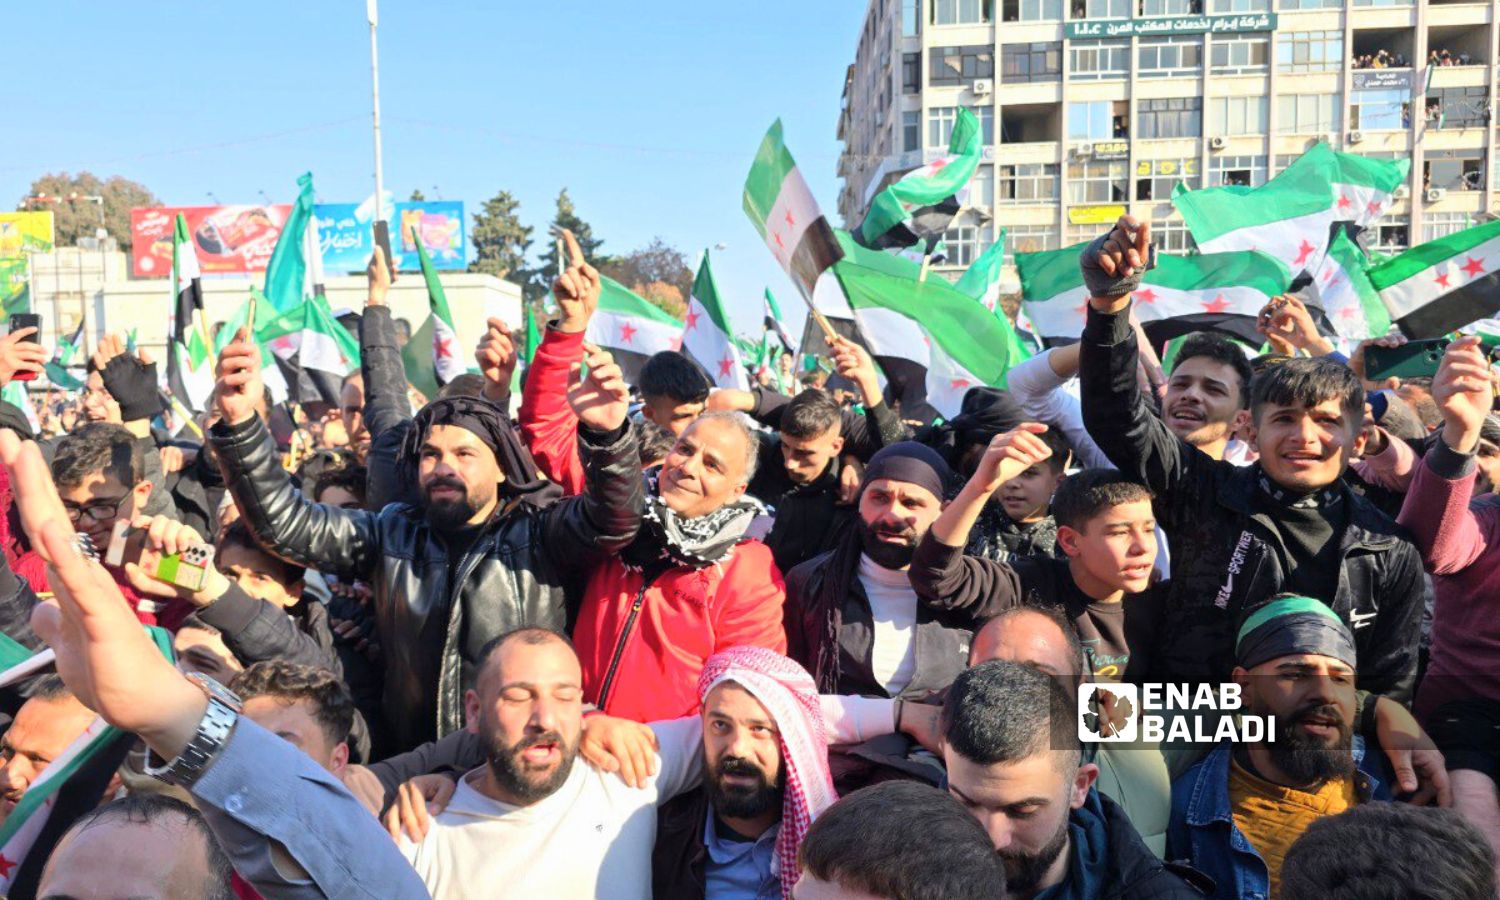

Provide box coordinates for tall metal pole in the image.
[368,0,385,227]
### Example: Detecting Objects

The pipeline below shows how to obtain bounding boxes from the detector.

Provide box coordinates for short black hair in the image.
[639,351,711,405]
[782,390,842,441]
[29,673,76,704]
[294,447,357,487]
[438,373,486,399]
[53,422,143,491]
[637,419,675,468]
[971,605,1088,690]
[1250,356,1364,426]
[798,781,1006,900]
[312,464,368,507]
[1050,468,1153,532]
[217,520,305,585]
[943,659,1079,771]
[1281,803,1496,900]
[478,627,576,672]
[1173,332,1255,409]
[50,795,234,900]
[229,661,355,747]
[1037,426,1073,475]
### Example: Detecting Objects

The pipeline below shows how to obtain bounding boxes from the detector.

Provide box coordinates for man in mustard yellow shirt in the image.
[1167,595,1395,898]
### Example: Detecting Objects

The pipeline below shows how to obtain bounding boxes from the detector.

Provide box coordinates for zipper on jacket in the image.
[596,572,659,711]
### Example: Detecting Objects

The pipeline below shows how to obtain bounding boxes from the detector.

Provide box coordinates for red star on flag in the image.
[620,322,637,344]
[1462,256,1487,278]
[1074,302,1089,318]
[718,356,735,378]
[0,854,16,878]
[950,378,971,390]
[1338,306,1362,323]
[1337,195,1353,211]
[1135,288,1158,304]
[434,334,454,359]
[785,209,795,228]
[1202,294,1230,314]
[1366,200,1382,216]
[1435,271,1452,289]
[1293,240,1316,267]
[683,308,700,331]
[773,232,785,251]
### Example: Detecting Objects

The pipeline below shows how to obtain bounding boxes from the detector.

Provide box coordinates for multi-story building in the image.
[836,0,1499,281]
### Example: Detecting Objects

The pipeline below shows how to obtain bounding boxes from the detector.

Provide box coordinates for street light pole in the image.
[368,0,385,228]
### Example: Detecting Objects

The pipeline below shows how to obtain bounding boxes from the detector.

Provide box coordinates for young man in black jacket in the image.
[1076,216,1424,703]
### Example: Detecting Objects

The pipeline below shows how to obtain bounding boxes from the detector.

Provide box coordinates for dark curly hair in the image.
[229,661,354,747]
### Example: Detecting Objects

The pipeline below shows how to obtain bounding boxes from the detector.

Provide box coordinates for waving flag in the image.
[856,108,982,254]
[168,213,214,411]
[413,224,468,386]
[743,120,844,300]
[1369,218,1500,338]
[1310,227,1390,340]
[258,290,360,406]
[583,276,684,383]
[262,172,322,315]
[44,321,84,391]
[682,251,748,390]
[763,288,794,354]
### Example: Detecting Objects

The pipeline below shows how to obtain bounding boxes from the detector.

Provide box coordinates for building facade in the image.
[837,0,1499,279]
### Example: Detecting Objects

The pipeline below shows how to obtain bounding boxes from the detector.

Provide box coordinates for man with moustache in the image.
[208,241,644,751]
[1168,596,1393,898]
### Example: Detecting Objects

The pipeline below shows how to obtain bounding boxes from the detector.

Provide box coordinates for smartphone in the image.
[8,313,41,382]
[373,219,396,278]
[104,521,213,593]
[1365,338,1451,382]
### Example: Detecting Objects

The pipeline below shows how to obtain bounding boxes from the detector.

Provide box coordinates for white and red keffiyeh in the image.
[697,646,838,900]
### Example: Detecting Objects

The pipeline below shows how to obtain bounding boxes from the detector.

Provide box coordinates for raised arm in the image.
[1007,345,1114,471]
[829,335,909,456]
[360,248,413,442]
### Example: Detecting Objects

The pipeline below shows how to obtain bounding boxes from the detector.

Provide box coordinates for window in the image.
[1211,154,1267,186]
[1208,96,1267,135]
[1138,37,1204,78]
[1066,222,1114,246]
[1078,0,1130,15]
[1353,0,1409,7]
[1136,158,1201,200]
[928,107,958,146]
[1068,101,1114,140]
[1010,225,1059,253]
[969,165,996,207]
[1210,0,1266,9]
[1372,216,1409,253]
[904,53,922,93]
[1067,159,1130,203]
[1422,212,1475,242]
[1279,0,1339,8]
[932,0,993,23]
[1351,89,1408,131]
[998,163,1060,202]
[1211,36,1268,74]
[1426,87,1490,130]
[903,0,922,35]
[1425,151,1485,191]
[942,223,993,267]
[930,46,995,85]
[1002,0,1062,20]
[903,110,921,151]
[1071,40,1130,80]
[1155,221,1200,254]
[1001,42,1062,83]
[1139,0,1200,14]
[1276,94,1340,133]
[1276,31,1343,74]
[976,107,995,143]
[1137,97,1203,138]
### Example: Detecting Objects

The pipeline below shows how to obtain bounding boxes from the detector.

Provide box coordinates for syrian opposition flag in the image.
[1017,244,1291,346]
[1309,227,1390,340]
[583,276,684,383]
[263,172,322,316]
[743,120,844,301]
[763,288,794,354]
[213,293,289,404]
[1369,218,1500,338]
[1173,143,1408,276]
[259,290,360,406]
[0,629,171,896]
[954,230,1008,312]
[855,108,981,255]
[43,321,85,391]
[833,231,1025,421]
[413,224,468,386]
[681,251,749,390]
[168,213,214,411]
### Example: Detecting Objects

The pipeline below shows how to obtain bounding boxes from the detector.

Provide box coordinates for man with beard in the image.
[573,410,786,723]
[0,676,99,825]
[1168,595,1393,898]
[943,660,1202,899]
[209,237,645,752]
[1077,216,1424,702]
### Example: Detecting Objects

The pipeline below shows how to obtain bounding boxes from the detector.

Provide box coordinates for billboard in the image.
[314,201,466,273]
[0,211,55,257]
[131,205,292,277]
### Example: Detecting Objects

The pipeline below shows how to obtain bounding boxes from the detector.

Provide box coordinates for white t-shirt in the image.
[857,553,919,695]
[401,718,702,900]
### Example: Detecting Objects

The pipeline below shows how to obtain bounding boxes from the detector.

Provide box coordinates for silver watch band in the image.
[144,696,239,788]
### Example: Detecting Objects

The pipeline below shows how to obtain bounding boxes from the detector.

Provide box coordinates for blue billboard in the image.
[315,201,466,273]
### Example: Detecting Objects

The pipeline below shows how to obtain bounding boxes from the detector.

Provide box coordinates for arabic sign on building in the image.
[317,201,465,273]
[1092,141,1131,160]
[1352,70,1412,90]
[1069,205,1128,225]
[1065,12,1276,39]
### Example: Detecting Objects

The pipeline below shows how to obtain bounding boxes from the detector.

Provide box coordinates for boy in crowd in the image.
[964,425,1071,564]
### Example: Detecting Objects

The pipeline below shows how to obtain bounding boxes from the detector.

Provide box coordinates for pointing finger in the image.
[561,228,584,270]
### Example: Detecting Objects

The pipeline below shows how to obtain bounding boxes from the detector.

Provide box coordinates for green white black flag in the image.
[1369,218,1500,338]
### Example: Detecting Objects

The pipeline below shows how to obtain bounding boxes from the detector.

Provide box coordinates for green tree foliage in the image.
[409,188,426,202]
[601,237,693,318]
[468,189,533,284]
[19,172,158,248]
[527,188,614,303]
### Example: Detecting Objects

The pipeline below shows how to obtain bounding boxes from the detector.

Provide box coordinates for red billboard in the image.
[130,205,293,277]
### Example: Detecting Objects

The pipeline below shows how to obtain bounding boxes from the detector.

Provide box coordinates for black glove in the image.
[101,353,165,421]
[1080,232,1157,300]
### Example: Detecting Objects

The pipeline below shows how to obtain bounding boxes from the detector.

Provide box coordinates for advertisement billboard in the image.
[0,211,55,257]
[314,203,373,274]
[315,201,467,273]
[131,205,292,277]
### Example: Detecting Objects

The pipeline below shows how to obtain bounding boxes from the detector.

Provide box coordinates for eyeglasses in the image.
[61,494,131,525]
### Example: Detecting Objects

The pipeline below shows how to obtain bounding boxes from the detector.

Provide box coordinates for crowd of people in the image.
[1352,49,1409,70]
[0,218,1494,899]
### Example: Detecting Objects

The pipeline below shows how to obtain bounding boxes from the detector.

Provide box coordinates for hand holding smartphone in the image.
[8,313,42,382]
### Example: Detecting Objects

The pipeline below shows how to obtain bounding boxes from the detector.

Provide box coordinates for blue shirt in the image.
[703,813,781,900]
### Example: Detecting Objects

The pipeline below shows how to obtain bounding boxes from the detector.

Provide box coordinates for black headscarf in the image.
[915,386,1026,469]
[397,396,560,509]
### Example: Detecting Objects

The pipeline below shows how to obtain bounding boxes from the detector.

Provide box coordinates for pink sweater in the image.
[1396,440,1500,720]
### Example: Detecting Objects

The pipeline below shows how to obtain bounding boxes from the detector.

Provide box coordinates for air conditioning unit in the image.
[972,79,993,95]
[1348,130,1365,144]
[1075,143,1094,157]
[1208,136,1227,151]
[1394,185,1410,200]
[1427,188,1447,202]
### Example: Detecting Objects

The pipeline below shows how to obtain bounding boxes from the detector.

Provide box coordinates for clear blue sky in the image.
[3,1,870,344]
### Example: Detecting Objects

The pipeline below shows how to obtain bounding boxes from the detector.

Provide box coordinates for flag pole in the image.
[367,0,385,228]
[918,255,932,283]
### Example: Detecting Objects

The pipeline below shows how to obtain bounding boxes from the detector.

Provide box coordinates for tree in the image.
[601,237,693,317]
[526,188,613,303]
[409,188,426,202]
[19,172,158,248]
[468,189,533,284]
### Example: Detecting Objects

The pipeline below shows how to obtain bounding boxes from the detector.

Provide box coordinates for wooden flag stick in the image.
[918,254,932,284]
[795,286,839,344]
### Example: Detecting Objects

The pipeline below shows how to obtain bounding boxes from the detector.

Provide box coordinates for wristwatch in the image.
[144,673,242,789]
